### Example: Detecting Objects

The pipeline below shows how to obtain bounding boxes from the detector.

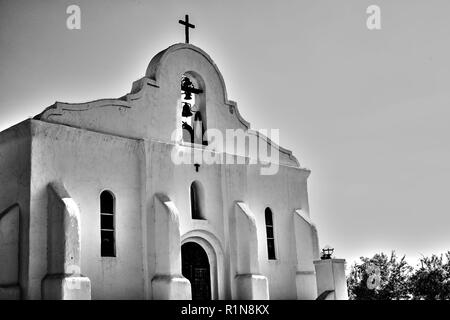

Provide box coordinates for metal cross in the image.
[178,14,195,44]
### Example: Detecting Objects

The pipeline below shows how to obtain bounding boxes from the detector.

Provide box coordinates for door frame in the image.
[181,232,224,300]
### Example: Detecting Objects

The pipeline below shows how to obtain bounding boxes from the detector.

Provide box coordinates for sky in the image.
[1,0,449,268]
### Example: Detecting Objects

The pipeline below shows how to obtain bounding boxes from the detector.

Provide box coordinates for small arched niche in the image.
[181,72,208,145]
[190,180,206,220]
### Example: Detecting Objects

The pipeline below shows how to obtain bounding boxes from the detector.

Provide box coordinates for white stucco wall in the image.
[0,43,322,300]
[29,120,144,299]
[0,120,31,299]
[246,164,312,299]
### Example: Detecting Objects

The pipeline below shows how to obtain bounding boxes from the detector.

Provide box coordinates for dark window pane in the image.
[265,207,276,260]
[101,214,114,230]
[191,184,197,218]
[266,226,274,239]
[191,182,204,219]
[101,230,115,257]
[265,208,273,226]
[267,239,276,260]
[100,191,114,213]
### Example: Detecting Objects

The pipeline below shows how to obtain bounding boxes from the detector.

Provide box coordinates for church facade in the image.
[0,43,346,300]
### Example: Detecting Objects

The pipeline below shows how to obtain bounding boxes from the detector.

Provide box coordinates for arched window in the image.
[190,181,205,220]
[100,190,116,257]
[265,207,276,260]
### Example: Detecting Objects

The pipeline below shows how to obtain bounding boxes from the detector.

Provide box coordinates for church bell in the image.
[181,76,194,100]
[183,91,192,100]
[182,102,194,117]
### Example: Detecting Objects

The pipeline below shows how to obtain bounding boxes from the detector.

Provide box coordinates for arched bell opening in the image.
[180,72,207,145]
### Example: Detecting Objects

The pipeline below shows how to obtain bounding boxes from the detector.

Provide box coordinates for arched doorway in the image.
[181,242,211,300]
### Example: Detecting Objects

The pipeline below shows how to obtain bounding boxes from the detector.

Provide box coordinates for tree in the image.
[347,251,412,300]
[408,252,450,300]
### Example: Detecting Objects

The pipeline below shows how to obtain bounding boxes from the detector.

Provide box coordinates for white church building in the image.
[0,42,348,300]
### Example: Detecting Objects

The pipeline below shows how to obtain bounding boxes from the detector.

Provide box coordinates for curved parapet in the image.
[247,129,301,168]
[32,42,305,169]
[35,99,131,122]
[33,43,251,142]
[146,43,250,130]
